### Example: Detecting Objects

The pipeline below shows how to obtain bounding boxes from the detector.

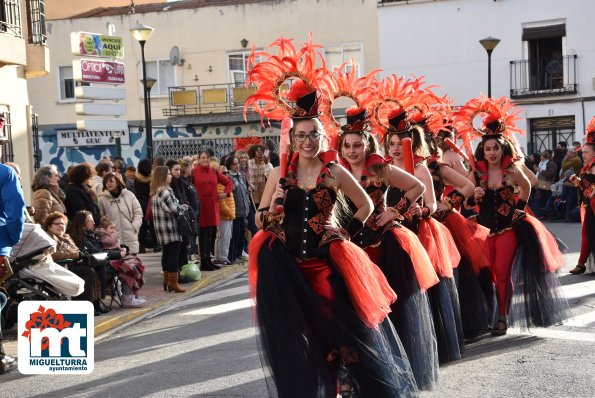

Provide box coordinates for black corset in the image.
[477,185,519,232]
[386,186,418,232]
[427,159,445,201]
[347,183,393,248]
[282,185,339,259]
[579,173,594,206]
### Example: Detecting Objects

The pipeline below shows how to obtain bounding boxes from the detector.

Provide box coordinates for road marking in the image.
[143,368,265,397]
[181,298,253,316]
[509,327,595,342]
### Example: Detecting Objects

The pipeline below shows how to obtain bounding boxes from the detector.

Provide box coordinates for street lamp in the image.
[130,23,155,160]
[143,77,157,141]
[479,36,500,98]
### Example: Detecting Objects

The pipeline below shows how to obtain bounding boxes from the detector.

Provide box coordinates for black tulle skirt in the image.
[507,218,570,328]
[374,232,439,391]
[454,260,496,340]
[427,276,464,363]
[253,236,418,398]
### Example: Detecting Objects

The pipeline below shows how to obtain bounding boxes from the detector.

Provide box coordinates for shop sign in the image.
[57,129,129,147]
[71,32,124,58]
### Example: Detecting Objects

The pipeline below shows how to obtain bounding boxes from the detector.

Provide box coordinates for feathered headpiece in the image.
[579,116,595,149]
[243,35,331,123]
[318,59,380,140]
[371,75,439,143]
[453,95,524,145]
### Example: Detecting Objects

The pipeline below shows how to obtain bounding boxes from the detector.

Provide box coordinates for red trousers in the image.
[579,207,591,265]
[486,230,518,316]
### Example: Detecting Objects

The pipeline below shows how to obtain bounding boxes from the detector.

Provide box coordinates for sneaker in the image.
[0,356,16,374]
[122,294,144,308]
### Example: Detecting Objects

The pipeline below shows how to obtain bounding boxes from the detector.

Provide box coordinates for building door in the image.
[529,116,575,155]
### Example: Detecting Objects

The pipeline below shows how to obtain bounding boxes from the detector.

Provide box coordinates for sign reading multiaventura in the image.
[73,59,125,84]
[57,130,130,147]
[71,32,124,58]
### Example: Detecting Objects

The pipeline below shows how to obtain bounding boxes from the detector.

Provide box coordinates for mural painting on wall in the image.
[39,122,278,173]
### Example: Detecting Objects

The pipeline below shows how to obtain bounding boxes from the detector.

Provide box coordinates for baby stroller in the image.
[1,224,84,329]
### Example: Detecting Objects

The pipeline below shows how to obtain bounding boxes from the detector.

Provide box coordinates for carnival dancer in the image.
[244,37,417,398]
[429,110,494,341]
[319,65,439,390]
[569,117,595,274]
[383,114,464,364]
[454,97,569,336]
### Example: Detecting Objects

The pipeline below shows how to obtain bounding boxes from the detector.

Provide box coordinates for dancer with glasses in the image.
[245,37,417,398]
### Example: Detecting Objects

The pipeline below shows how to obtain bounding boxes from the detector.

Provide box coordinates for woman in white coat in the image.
[98,172,143,254]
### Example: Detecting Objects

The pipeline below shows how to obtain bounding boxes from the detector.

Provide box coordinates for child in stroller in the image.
[98,217,145,307]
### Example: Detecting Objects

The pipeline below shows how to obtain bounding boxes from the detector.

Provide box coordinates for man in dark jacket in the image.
[0,163,25,374]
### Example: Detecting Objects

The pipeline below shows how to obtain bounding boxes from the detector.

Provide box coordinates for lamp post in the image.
[130,23,155,160]
[479,36,500,98]
[143,77,157,146]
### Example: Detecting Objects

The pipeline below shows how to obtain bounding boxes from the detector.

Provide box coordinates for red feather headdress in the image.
[580,115,595,148]
[371,75,438,143]
[453,95,524,143]
[243,35,331,123]
[318,59,380,142]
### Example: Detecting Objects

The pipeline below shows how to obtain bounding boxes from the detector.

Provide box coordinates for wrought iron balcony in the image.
[0,0,22,38]
[510,54,577,99]
[162,83,258,117]
[26,0,46,45]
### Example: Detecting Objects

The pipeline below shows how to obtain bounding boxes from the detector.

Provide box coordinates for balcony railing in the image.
[162,83,258,117]
[26,0,46,45]
[0,0,22,38]
[510,54,577,99]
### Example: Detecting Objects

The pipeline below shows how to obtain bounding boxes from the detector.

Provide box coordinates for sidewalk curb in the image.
[94,262,248,337]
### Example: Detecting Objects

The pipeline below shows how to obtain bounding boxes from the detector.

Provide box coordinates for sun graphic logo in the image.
[18,301,94,374]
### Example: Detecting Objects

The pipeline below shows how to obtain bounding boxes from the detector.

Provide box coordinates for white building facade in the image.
[378,0,594,154]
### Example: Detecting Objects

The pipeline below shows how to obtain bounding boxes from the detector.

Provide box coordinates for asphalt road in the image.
[1,221,594,397]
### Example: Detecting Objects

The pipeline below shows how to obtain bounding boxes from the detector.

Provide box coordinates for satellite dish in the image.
[169,46,185,66]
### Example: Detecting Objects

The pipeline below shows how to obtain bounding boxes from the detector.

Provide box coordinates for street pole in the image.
[487,49,493,98]
[479,36,500,99]
[140,40,153,161]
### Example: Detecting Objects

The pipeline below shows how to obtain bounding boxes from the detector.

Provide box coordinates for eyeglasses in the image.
[294,132,322,142]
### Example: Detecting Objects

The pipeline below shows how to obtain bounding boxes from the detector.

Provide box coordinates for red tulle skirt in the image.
[441,211,490,275]
[388,227,439,291]
[417,217,461,278]
[249,230,397,329]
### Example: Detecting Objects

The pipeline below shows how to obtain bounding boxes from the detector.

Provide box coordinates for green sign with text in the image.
[71,32,124,58]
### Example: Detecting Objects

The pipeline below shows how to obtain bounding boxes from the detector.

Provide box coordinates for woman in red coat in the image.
[193,150,233,271]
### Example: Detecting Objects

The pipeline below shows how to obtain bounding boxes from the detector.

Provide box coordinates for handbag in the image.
[177,207,199,236]
[537,180,553,190]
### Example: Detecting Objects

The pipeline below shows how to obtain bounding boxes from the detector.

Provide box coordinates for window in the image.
[0,108,14,163]
[324,42,363,76]
[529,116,575,155]
[26,0,46,45]
[57,66,89,101]
[140,60,175,96]
[227,51,251,87]
[523,24,565,91]
[0,0,22,37]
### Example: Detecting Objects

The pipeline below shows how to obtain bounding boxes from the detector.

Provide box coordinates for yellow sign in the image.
[71,32,124,58]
